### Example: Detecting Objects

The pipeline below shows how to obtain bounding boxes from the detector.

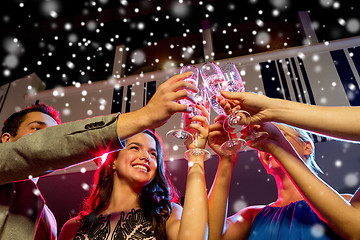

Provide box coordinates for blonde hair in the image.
[275,123,323,175]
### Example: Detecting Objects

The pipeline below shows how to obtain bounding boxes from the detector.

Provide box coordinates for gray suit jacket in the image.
[0,113,125,239]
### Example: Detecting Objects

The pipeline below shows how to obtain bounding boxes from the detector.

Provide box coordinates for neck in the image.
[272,172,303,207]
[105,177,142,214]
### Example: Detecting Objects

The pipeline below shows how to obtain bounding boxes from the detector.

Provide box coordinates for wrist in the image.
[219,155,237,168]
[188,160,205,170]
[268,98,295,123]
[216,157,236,180]
[263,98,283,122]
[185,149,209,162]
[133,107,153,130]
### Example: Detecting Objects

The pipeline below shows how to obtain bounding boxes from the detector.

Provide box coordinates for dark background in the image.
[1,0,360,89]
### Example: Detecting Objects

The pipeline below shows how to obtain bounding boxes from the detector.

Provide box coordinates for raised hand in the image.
[208,115,237,158]
[219,90,274,125]
[116,72,199,142]
[185,104,210,150]
[241,123,289,154]
[142,72,198,129]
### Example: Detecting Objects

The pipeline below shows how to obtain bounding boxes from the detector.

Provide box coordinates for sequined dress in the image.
[74,208,155,240]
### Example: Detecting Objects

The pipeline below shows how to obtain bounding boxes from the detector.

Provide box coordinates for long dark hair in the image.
[79,130,179,239]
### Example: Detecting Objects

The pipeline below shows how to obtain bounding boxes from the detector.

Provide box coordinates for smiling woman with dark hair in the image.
[76,130,175,239]
[59,122,209,240]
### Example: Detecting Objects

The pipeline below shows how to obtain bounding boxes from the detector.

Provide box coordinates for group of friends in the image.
[0,71,359,239]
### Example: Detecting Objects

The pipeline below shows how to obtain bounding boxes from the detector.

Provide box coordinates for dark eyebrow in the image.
[127,142,157,153]
[26,121,47,127]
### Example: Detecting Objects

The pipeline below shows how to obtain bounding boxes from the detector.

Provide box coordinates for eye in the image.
[129,145,139,150]
[29,123,44,131]
[150,152,157,158]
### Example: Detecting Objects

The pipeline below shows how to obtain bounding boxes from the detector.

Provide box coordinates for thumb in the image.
[220,90,245,100]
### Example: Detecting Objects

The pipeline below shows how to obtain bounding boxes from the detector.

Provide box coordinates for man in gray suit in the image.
[0,72,196,239]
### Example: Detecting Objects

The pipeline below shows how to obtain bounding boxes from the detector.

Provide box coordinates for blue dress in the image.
[248,200,343,240]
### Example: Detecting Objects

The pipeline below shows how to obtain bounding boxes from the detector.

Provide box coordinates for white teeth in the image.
[133,165,147,171]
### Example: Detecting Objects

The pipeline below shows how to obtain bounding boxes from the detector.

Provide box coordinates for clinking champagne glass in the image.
[220,62,267,140]
[166,65,198,146]
[200,62,246,154]
[219,63,251,131]
[184,84,211,161]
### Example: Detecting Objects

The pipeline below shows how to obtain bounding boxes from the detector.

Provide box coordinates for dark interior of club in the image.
[1,0,360,236]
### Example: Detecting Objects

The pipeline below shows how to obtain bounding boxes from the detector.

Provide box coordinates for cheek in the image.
[115,152,135,167]
[151,159,158,170]
[121,151,137,160]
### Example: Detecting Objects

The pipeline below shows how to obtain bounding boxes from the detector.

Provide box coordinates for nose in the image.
[140,149,151,162]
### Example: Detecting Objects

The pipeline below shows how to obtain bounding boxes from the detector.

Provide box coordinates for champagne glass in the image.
[184,84,211,161]
[220,63,267,140]
[220,63,251,132]
[166,65,198,146]
[200,62,246,153]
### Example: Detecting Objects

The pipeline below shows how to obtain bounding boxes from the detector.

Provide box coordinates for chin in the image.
[132,174,154,186]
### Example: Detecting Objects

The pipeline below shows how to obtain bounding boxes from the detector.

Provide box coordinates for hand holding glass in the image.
[200,62,246,154]
[219,63,251,131]
[220,63,268,141]
[184,85,211,161]
[166,65,198,146]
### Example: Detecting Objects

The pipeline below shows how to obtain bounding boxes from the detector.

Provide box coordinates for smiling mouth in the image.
[132,164,149,172]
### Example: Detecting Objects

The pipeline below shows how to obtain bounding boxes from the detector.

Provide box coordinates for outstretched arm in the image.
[166,112,209,240]
[220,90,360,142]
[207,115,252,240]
[0,72,198,184]
[0,113,123,184]
[245,123,360,239]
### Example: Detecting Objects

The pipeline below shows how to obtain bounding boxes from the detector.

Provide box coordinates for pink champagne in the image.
[179,77,198,106]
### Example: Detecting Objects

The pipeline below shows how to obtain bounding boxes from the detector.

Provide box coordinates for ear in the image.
[304,141,313,158]
[1,133,12,143]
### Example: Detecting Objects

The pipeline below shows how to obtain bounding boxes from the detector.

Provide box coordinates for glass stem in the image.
[178,112,186,135]
[194,131,199,148]
[227,132,234,146]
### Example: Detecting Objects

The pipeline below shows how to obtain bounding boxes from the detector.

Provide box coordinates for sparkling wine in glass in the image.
[220,63,267,141]
[200,62,246,154]
[166,65,198,146]
[220,63,251,132]
[184,84,211,161]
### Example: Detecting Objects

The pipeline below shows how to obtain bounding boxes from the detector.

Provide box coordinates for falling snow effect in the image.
[310,223,325,238]
[346,18,360,33]
[1,0,360,232]
[270,0,289,9]
[1,0,358,91]
[233,199,248,213]
[344,172,359,187]
[81,183,90,191]
[41,0,60,18]
[130,50,146,65]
